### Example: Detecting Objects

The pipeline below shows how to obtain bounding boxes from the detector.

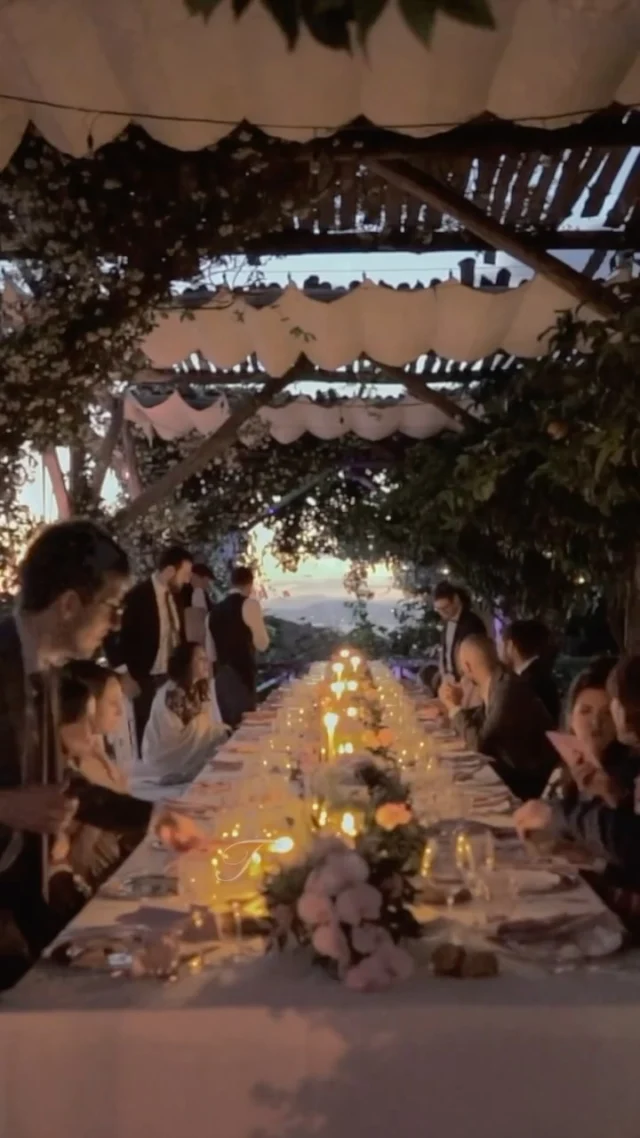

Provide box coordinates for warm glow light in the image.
[318,808,328,827]
[349,655,362,672]
[330,681,346,700]
[323,711,339,731]
[332,662,345,679]
[340,649,350,659]
[268,836,294,854]
[347,680,358,692]
[341,812,357,838]
[346,706,358,718]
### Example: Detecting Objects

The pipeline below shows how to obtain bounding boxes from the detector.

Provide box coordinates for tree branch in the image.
[91,396,124,498]
[42,448,71,519]
[115,370,296,527]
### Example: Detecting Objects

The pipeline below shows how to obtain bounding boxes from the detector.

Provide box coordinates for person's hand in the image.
[153,808,204,852]
[514,799,553,838]
[574,766,620,807]
[0,786,78,835]
[120,672,140,699]
[438,681,463,712]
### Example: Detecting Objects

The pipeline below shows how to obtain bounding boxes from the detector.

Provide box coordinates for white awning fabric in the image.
[124,392,461,443]
[141,276,598,373]
[0,0,637,164]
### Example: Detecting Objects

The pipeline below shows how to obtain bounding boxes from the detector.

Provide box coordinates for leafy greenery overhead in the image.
[130,284,640,645]
[184,0,495,50]
[0,125,312,539]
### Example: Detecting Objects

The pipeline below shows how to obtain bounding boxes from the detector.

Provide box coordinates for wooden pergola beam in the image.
[371,360,478,431]
[115,369,296,527]
[371,160,621,320]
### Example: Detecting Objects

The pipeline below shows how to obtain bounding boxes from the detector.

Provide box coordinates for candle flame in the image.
[341,812,357,838]
[268,836,294,854]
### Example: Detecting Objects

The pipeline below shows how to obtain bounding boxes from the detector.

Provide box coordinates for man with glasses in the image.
[0,520,200,988]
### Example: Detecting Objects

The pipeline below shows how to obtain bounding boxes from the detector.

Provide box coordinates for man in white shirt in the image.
[208,566,269,726]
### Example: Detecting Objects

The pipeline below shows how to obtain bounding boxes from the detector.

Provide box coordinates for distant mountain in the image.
[264,595,406,629]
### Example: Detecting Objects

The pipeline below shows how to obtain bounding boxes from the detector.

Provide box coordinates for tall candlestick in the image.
[323,710,339,761]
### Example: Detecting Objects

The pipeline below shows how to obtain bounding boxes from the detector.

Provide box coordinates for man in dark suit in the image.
[0,522,199,988]
[209,566,269,728]
[108,545,193,747]
[440,634,557,801]
[500,619,560,726]
[432,581,486,682]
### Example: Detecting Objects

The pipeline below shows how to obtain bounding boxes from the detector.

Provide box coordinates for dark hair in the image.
[58,674,93,726]
[433,581,470,607]
[419,663,439,689]
[567,656,617,720]
[231,565,254,589]
[503,619,552,662]
[157,545,193,572]
[608,657,640,738]
[167,641,202,689]
[191,563,214,581]
[65,659,119,700]
[19,520,129,614]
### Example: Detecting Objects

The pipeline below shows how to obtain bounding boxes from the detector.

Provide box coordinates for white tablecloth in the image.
[3,669,640,1138]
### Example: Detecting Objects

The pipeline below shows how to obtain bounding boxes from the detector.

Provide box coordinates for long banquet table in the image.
[3,663,640,1138]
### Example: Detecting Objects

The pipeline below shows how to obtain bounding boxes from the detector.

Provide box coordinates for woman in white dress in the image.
[142,642,228,786]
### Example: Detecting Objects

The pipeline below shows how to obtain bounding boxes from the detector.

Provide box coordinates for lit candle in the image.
[346,705,358,719]
[268,836,295,854]
[330,681,345,702]
[323,711,339,761]
[332,662,345,680]
[349,655,362,674]
[340,811,358,838]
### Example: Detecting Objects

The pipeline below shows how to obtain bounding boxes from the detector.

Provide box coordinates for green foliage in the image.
[184,0,494,48]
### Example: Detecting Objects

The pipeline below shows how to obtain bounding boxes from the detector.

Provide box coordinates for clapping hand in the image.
[438,680,463,713]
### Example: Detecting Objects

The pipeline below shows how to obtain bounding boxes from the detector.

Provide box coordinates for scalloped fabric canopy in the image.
[124,392,463,442]
[0,0,637,164]
[140,276,599,373]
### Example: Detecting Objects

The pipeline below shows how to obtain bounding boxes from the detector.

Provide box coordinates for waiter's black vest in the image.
[209,593,256,693]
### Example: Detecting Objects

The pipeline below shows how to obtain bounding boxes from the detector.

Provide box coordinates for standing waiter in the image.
[208,566,269,728]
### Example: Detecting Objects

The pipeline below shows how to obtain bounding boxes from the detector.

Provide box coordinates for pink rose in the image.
[375,802,413,831]
[335,883,382,926]
[345,952,392,992]
[297,890,334,927]
[312,922,349,962]
[351,923,391,956]
[377,941,415,981]
[307,853,368,896]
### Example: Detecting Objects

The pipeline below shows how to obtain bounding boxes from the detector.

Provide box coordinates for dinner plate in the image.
[514,868,579,896]
[100,874,179,901]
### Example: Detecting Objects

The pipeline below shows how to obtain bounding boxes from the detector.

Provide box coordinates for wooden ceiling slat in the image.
[582,148,628,218]
[519,152,566,224]
[544,147,601,226]
[487,153,523,223]
[606,153,640,228]
[502,152,541,227]
[337,163,360,234]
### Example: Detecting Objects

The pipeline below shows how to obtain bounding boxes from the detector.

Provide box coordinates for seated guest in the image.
[432,581,486,682]
[66,660,129,788]
[142,642,228,786]
[439,634,557,800]
[516,657,640,933]
[50,674,142,917]
[419,663,440,694]
[500,619,560,725]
